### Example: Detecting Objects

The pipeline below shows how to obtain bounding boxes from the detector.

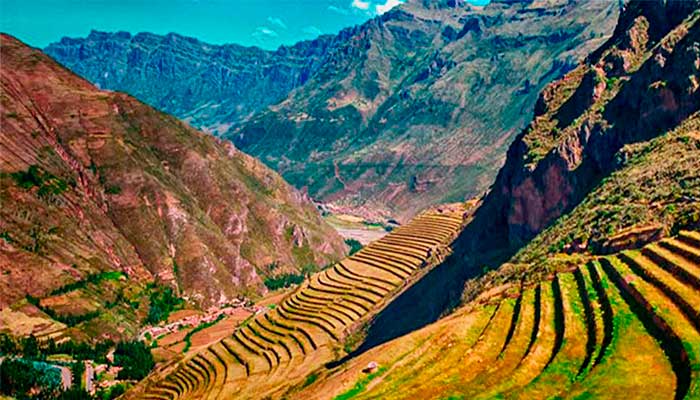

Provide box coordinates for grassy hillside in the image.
[295,231,700,399]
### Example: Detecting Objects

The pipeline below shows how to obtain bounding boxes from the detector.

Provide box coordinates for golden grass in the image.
[292,231,700,400]
[126,208,466,399]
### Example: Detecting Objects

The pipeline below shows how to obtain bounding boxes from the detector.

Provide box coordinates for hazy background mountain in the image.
[45,0,620,222]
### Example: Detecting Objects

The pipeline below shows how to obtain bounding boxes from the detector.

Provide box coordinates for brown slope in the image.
[0,34,346,310]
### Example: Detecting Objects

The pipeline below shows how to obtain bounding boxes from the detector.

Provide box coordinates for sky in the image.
[0,0,411,50]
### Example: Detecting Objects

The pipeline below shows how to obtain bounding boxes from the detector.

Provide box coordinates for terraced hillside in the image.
[124,208,467,399]
[295,231,700,400]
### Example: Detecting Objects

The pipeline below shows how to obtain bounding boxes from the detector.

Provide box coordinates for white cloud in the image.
[267,17,287,30]
[302,25,323,37]
[375,0,404,14]
[351,0,370,10]
[252,26,278,39]
[328,5,350,15]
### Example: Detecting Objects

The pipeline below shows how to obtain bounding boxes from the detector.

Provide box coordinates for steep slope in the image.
[44,30,339,133]
[228,0,619,220]
[277,2,700,398]
[465,0,700,253]
[0,34,346,316]
[350,0,700,364]
[295,233,700,399]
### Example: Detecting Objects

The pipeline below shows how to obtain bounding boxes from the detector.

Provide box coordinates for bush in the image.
[345,239,363,256]
[114,341,154,380]
[11,165,69,198]
[95,383,127,400]
[104,185,122,195]
[263,273,305,291]
[146,286,183,325]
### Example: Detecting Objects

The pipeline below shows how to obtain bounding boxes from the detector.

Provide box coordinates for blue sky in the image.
[0,0,395,49]
[0,0,490,50]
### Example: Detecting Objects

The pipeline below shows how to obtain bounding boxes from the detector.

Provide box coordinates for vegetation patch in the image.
[332,367,387,400]
[146,285,184,325]
[263,273,305,290]
[11,165,70,199]
[345,239,363,256]
[113,340,155,380]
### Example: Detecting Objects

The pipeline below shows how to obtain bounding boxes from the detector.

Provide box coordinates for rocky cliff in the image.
[44,30,338,133]
[468,0,700,254]
[44,0,620,221]
[0,34,346,309]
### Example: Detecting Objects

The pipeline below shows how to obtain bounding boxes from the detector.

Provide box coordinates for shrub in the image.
[104,185,122,195]
[95,383,127,400]
[114,341,154,380]
[11,165,69,198]
[345,239,363,256]
[263,273,305,291]
[146,286,183,325]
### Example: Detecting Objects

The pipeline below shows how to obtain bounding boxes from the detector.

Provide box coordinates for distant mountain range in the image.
[45,30,341,133]
[45,0,620,221]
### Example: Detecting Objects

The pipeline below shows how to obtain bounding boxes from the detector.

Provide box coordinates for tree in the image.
[114,341,154,380]
[345,239,363,256]
[22,334,39,359]
[0,333,18,355]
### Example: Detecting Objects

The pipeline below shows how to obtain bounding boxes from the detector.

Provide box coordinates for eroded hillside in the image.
[0,34,346,337]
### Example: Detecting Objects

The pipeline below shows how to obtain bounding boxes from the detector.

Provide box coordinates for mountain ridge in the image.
[44,0,621,221]
[0,33,346,314]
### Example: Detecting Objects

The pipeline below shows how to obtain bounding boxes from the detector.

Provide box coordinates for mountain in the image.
[278,1,700,398]
[226,0,620,220]
[44,30,339,133]
[465,0,700,255]
[45,0,621,221]
[0,33,346,320]
[124,1,700,397]
[352,0,700,360]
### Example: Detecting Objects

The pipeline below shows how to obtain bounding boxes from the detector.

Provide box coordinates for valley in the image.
[44,0,620,222]
[1,0,700,399]
[124,207,469,399]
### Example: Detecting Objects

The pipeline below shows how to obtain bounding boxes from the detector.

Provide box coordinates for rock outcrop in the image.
[462,0,700,252]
